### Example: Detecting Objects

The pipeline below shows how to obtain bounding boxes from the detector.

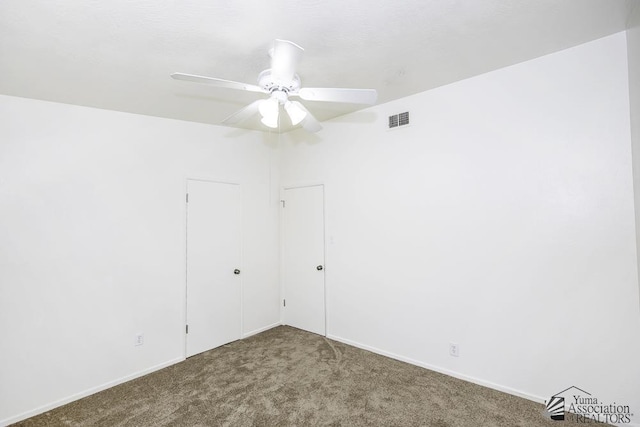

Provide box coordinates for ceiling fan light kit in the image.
[171,39,378,133]
[259,98,280,129]
[284,101,307,125]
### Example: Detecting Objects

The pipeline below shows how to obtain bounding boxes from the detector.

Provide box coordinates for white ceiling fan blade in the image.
[291,101,322,133]
[270,39,304,82]
[171,73,266,94]
[302,113,322,133]
[222,99,263,125]
[298,87,377,105]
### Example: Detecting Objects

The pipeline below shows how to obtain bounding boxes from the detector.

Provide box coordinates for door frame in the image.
[183,177,244,358]
[279,181,328,336]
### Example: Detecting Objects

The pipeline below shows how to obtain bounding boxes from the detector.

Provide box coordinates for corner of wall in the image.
[626,3,640,311]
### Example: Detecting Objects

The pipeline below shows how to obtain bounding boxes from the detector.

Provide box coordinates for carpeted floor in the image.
[15,326,582,426]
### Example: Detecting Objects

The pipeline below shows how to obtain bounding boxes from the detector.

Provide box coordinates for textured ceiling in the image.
[0,0,635,132]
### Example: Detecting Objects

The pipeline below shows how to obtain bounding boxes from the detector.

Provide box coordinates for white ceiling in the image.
[0,0,636,132]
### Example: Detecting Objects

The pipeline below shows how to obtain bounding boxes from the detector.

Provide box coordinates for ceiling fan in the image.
[171,39,378,133]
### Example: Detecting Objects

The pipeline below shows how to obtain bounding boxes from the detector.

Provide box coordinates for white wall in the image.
[2,28,640,427]
[281,31,640,417]
[628,0,640,310]
[0,95,281,424]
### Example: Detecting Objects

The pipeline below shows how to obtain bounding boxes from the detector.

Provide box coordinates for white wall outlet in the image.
[449,342,459,357]
[134,334,144,346]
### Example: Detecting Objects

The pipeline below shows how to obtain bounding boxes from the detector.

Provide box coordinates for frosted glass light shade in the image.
[284,101,307,125]
[259,98,279,129]
[261,115,279,128]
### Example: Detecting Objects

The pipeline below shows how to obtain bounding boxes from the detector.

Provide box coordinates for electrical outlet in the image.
[449,343,459,357]
[134,334,144,346]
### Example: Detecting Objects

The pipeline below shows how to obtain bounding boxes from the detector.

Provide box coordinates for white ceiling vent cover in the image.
[388,111,410,129]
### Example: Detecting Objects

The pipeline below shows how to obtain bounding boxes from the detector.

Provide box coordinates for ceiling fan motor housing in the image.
[258,69,301,96]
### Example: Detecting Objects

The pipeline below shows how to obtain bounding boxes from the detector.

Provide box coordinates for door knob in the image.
[234,269,240,275]
[316,265,323,271]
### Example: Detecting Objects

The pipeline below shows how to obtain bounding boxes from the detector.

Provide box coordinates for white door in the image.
[282,185,326,335]
[186,180,242,357]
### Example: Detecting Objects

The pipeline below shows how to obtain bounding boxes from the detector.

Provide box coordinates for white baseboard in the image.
[6,332,633,427]
[326,333,546,404]
[2,324,283,426]
[242,321,282,339]
[0,357,184,427]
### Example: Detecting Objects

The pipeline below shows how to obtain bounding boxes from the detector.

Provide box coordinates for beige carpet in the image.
[15,326,583,426]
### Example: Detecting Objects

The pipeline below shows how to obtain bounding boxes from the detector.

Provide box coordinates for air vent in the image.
[388,111,410,129]
[398,111,410,126]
